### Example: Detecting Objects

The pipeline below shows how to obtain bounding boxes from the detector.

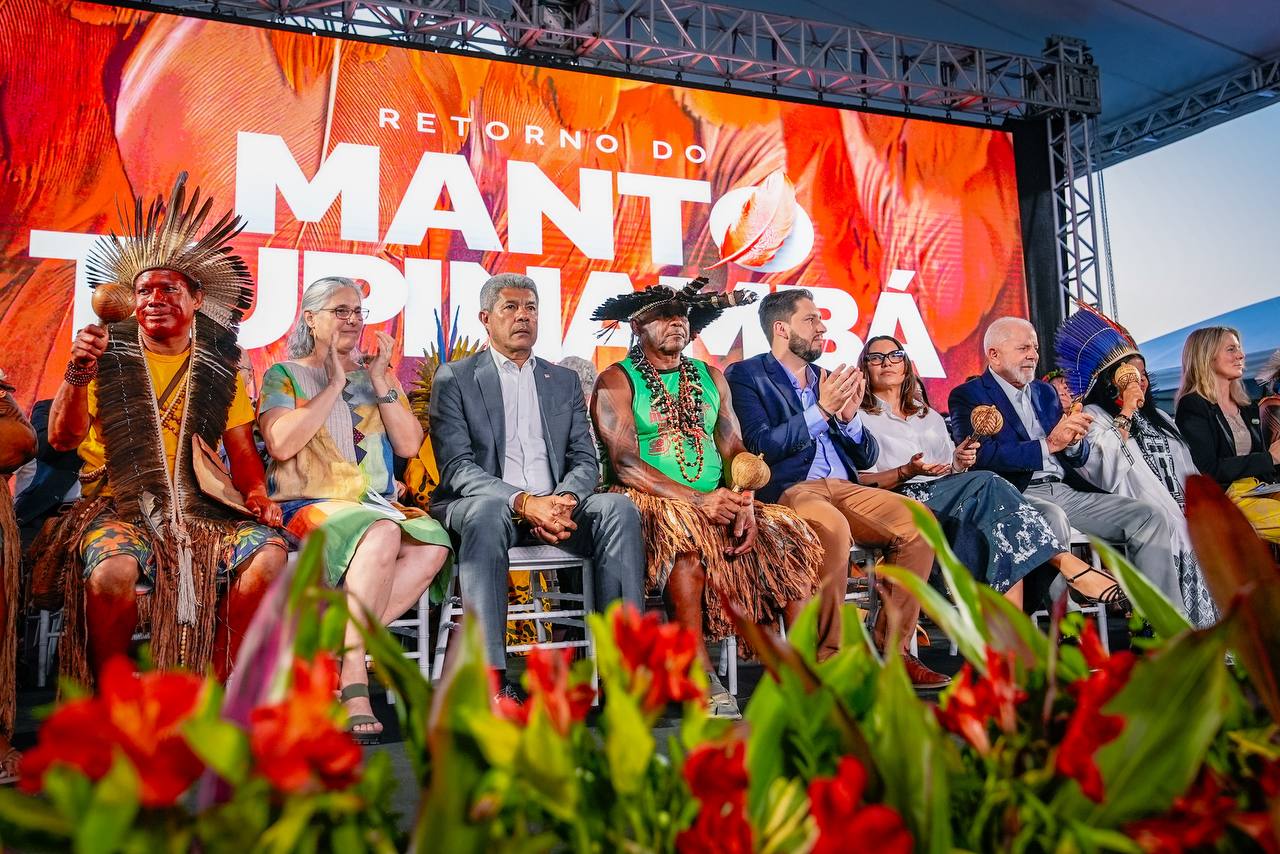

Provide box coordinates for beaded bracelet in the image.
[64,360,97,387]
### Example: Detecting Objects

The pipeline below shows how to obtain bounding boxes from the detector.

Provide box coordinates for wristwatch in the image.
[375,388,399,404]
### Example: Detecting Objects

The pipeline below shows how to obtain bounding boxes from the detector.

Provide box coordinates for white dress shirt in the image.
[859,396,955,483]
[491,347,554,503]
[990,370,1065,480]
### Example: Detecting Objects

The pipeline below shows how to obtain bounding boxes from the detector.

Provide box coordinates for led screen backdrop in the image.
[0,0,1030,408]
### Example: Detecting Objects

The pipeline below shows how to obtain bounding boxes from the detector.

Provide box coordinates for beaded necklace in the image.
[630,344,707,483]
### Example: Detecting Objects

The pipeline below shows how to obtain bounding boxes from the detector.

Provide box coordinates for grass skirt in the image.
[616,488,821,647]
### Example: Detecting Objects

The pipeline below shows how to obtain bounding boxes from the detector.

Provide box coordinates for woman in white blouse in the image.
[857,335,1124,609]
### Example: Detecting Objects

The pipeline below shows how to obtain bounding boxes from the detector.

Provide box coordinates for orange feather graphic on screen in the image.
[708,170,797,270]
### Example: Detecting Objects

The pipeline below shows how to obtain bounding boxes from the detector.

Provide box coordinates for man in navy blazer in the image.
[725,289,945,686]
[947,317,1181,608]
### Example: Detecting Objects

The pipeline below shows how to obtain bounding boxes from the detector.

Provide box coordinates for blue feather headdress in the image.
[1054,303,1140,399]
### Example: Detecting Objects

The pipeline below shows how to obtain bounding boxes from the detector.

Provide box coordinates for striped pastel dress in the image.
[258,362,452,590]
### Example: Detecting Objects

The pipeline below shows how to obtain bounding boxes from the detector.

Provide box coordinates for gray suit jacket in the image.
[428,350,600,527]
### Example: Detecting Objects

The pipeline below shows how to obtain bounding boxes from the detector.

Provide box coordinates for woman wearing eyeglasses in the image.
[257,277,452,744]
[856,335,1124,609]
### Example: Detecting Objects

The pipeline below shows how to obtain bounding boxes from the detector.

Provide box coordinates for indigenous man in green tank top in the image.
[592,281,822,720]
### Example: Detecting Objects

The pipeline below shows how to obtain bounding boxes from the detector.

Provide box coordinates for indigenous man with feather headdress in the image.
[40,175,287,687]
[591,280,821,719]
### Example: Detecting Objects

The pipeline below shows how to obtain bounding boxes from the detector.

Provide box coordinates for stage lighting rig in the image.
[512,0,596,51]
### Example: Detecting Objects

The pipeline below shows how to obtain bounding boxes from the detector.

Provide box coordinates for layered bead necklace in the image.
[629,344,707,483]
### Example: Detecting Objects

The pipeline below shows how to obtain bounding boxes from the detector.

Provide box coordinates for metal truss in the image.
[1044,36,1106,316]
[119,0,1101,120]
[1097,51,1280,168]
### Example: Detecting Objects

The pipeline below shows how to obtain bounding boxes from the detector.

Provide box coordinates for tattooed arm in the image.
[592,365,745,527]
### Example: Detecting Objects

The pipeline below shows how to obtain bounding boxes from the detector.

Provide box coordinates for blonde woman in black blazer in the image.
[1175,326,1280,543]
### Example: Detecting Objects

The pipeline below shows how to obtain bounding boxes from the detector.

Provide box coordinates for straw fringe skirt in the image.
[617,488,822,649]
[0,484,19,736]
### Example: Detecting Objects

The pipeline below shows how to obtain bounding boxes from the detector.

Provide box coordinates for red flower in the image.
[20,657,205,807]
[809,757,913,854]
[677,741,752,854]
[676,800,754,854]
[612,605,702,713]
[683,741,750,808]
[490,648,595,736]
[1127,771,1238,853]
[934,648,1026,755]
[1055,622,1136,802]
[249,655,362,794]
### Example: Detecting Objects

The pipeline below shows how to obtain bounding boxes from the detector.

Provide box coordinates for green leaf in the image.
[74,753,140,854]
[1052,624,1232,826]
[184,717,250,787]
[723,594,880,794]
[867,652,953,854]
[756,776,815,854]
[782,595,821,664]
[41,764,94,821]
[879,565,987,669]
[258,798,318,854]
[907,502,987,643]
[318,603,349,653]
[412,616,501,854]
[1063,819,1145,852]
[467,713,521,769]
[602,682,654,796]
[515,705,578,811]
[1093,539,1192,640]
[329,821,364,854]
[0,784,74,837]
[1185,475,1280,724]
[743,674,790,817]
[972,585,1088,681]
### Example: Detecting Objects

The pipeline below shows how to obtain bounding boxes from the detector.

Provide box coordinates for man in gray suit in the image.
[429,273,645,698]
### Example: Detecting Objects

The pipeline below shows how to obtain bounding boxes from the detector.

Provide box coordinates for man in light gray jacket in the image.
[429,273,644,699]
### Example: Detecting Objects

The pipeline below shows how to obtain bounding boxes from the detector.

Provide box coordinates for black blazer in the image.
[1174,392,1276,488]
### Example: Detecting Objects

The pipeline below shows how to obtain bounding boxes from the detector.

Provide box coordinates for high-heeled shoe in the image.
[1065,566,1131,613]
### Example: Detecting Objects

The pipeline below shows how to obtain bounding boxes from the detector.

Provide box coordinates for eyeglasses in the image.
[318,307,370,322]
[864,349,906,366]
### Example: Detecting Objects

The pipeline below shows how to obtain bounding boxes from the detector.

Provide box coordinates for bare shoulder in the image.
[594,363,630,394]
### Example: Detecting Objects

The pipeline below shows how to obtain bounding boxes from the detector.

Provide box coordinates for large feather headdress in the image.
[591,275,758,339]
[85,172,254,330]
[1054,302,1140,399]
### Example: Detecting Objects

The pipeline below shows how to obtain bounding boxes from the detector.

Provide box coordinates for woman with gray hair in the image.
[258,277,452,744]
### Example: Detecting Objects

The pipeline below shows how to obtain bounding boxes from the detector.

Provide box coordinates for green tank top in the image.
[617,354,723,493]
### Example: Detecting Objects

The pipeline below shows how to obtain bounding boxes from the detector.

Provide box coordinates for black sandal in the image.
[1066,566,1131,612]
[339,683,383,746]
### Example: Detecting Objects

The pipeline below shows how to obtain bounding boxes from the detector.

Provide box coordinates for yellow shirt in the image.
[80,348,255,486]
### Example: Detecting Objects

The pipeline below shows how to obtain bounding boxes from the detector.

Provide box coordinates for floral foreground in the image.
[2,476,1280,853]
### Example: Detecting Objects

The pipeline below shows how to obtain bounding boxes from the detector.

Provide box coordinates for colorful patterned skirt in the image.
[281,497,453,599]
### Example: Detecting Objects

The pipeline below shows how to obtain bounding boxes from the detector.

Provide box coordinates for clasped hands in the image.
[693,488,757,556]
[516,492,579,545]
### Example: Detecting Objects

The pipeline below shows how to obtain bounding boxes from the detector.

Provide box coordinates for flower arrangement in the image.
[1,475,1278,853]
